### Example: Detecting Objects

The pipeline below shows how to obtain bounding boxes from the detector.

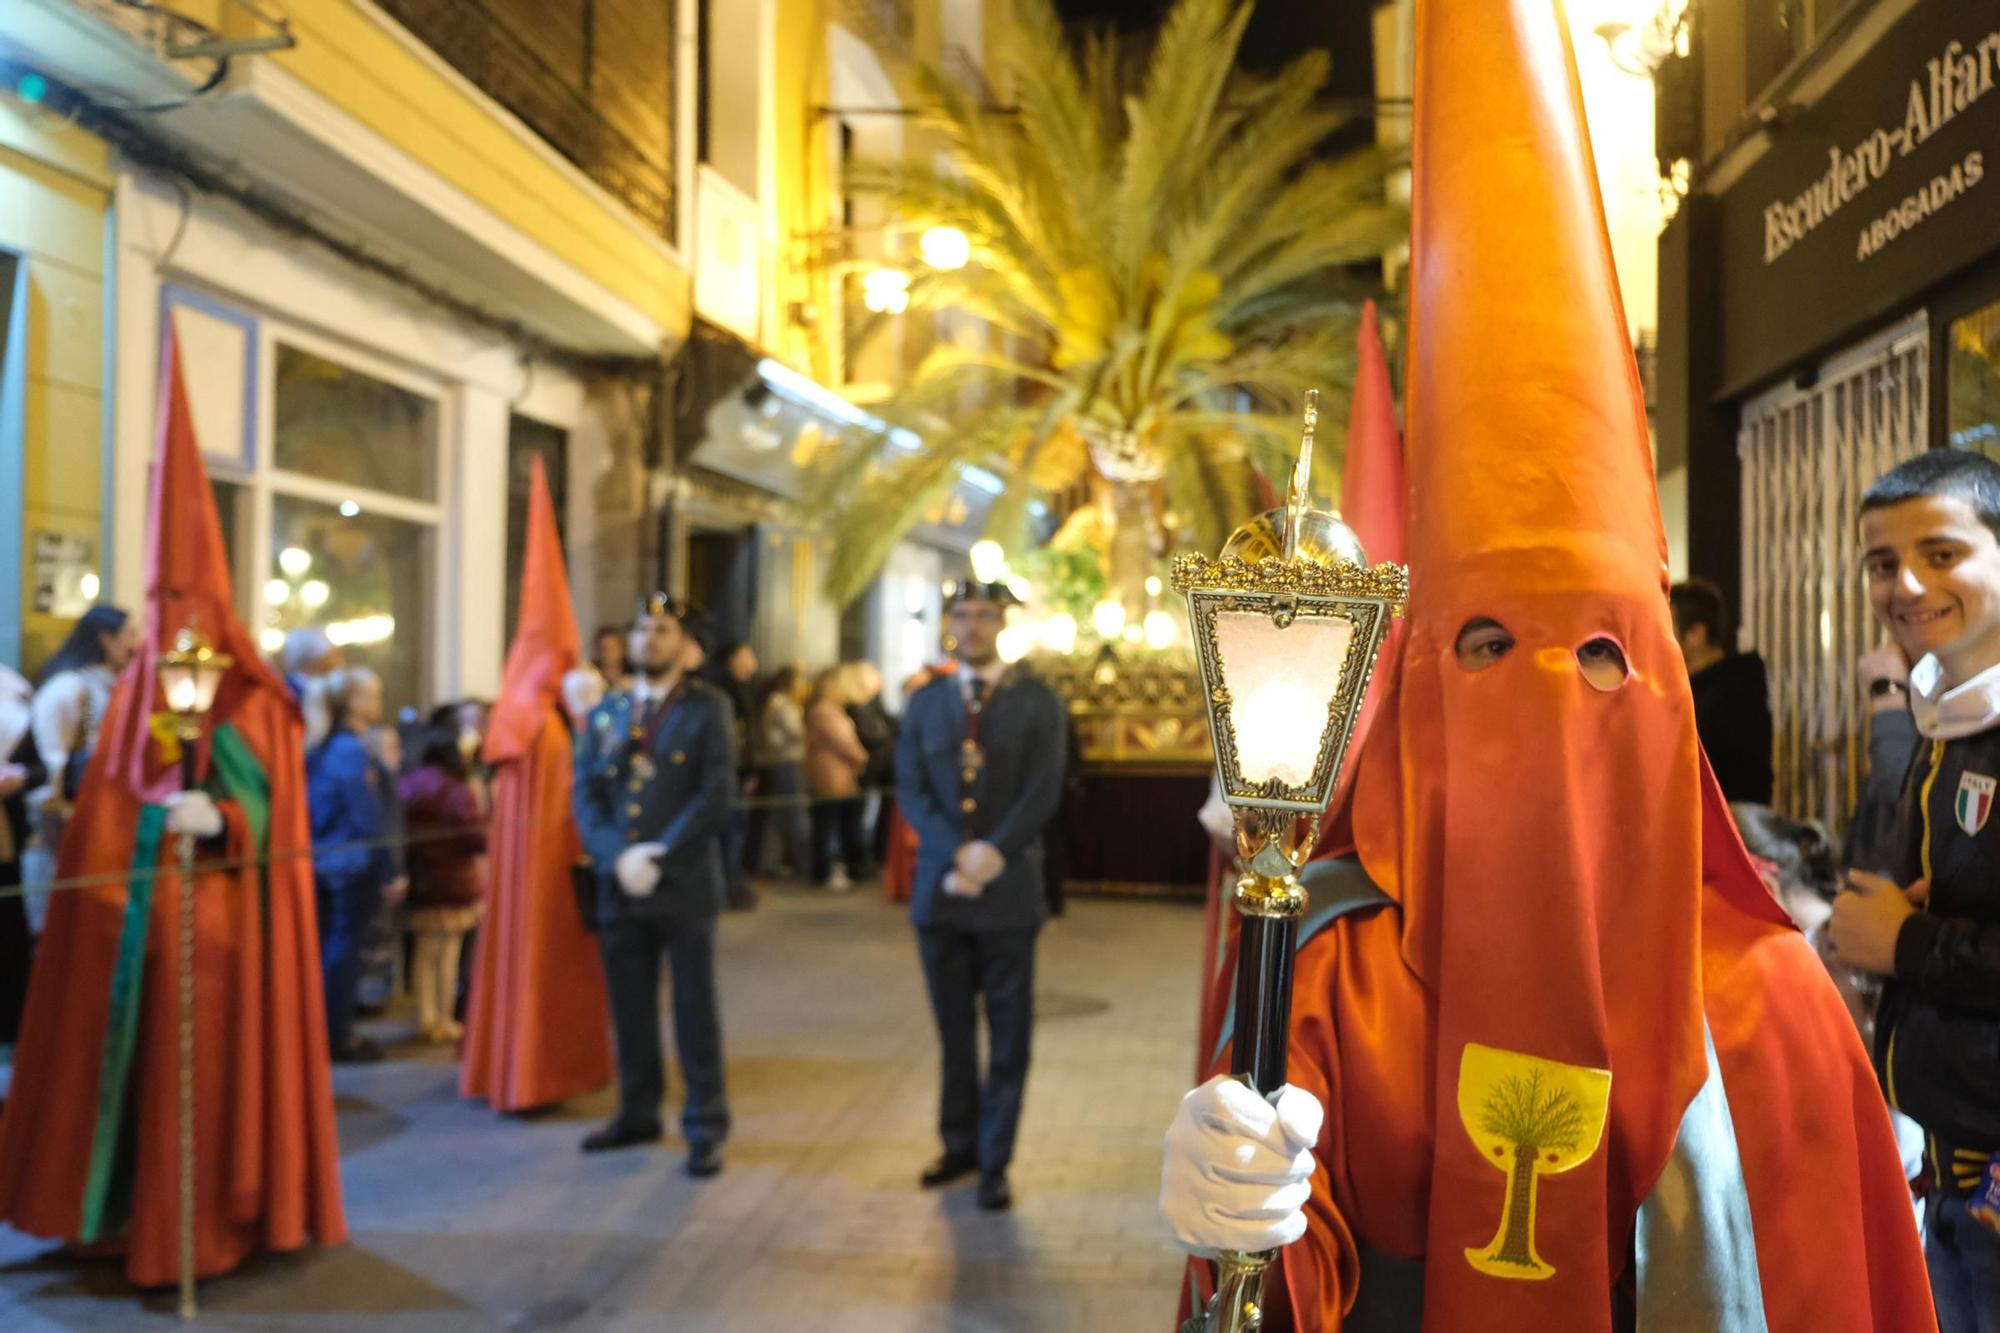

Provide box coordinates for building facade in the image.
[1656,0,2000,826]
[1,0,1017,719]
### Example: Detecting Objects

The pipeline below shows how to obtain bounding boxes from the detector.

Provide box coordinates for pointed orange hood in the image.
[102,330,293,801]
[484,456,581,765]
[1347,3,1775,1321]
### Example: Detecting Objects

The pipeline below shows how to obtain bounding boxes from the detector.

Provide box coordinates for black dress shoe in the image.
[331,1037,386,1064]
[920,1152,979,1188]
[977,1172,1012,1211]
[686,1142,725,1178]
[580,1121,663,1153]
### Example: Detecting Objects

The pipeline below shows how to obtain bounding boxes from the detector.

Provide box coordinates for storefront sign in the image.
[1718,5,2000,394]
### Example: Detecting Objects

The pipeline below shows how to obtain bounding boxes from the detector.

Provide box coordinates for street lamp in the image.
[861,267,911,313]
[1172,391,1406,1333]
[156,623,230,1322]
[920,225,972,270]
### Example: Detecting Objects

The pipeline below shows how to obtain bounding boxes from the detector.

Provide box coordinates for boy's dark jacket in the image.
[1878,718,2000,1169]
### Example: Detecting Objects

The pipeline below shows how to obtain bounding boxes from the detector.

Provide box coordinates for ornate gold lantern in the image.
[1173,392,1407,1333]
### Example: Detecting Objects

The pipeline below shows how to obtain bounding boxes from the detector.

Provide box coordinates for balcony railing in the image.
[377,0,676,243]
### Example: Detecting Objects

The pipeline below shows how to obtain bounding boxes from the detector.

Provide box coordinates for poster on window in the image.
[32,530,97,617]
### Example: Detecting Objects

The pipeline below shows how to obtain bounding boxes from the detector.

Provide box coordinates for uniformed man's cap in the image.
[944,578,1022,609]
[635,591,691,623]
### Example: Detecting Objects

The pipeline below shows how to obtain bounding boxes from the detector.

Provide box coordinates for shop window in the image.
[269,493,435,715]
[1948,297,2000,455]
[505,414,568,647]
[274,342,440,502]
[165,293,448,715]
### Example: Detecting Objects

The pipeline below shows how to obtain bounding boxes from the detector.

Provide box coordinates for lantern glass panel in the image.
[191,662,225,715]
[160,663,200,716]
[1214,608,1354,788]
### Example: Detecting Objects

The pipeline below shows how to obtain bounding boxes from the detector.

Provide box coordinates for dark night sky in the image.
[1050,0,1379,98]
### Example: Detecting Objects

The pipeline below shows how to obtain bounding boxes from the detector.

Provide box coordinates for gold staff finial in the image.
[1283,389,1318,563]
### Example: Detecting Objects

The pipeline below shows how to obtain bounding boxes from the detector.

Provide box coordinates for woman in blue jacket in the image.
[307,666,399,1062]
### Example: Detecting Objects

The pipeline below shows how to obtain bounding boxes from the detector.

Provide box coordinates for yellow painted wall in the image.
[268,0,691,345]
[768,0,830,379]
[0,107,110,673]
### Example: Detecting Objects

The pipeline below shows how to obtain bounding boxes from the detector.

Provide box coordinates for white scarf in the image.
[0,666,30,861]
[0,665,29,763]
[1910,654,2000,740]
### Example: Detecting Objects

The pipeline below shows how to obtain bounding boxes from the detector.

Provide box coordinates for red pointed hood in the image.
[1346,3,1784,1321]
[1315,298,1407,856]
[483,456,581,765]
[101,331,292,801]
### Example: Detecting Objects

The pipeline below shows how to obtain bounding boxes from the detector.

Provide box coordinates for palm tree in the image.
[808,0,1404,608]
[1477,1069,1587,1269]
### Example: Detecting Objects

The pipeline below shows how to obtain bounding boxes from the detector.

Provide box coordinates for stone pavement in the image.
[0,885,1203,1331]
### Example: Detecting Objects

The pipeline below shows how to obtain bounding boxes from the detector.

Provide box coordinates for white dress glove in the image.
[614,843,666,897]
[955,839,1005,885]
[164,790,224,839]
[1161,1074,1324,1258]
[941,870,986,899]
[1197,779,1236,851]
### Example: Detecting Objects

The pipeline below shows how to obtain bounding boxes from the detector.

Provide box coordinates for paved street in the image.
[1,886,1201,1331]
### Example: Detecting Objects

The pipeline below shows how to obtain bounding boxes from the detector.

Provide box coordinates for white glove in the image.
[954,840,1005,885]
[941,869,986,899]
[1197,779,1236,851]
[614,843,666,897]
[1161,1074,1323,1258]
[164,790,224,839]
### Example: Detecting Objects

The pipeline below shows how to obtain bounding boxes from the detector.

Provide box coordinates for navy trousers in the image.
[599,913,730,1149]
[916,924,1038,1174]
[317,875,383,1051]
[1929,1193,2000,1333]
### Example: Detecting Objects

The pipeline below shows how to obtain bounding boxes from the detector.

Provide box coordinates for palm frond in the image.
[812,0,1408,597]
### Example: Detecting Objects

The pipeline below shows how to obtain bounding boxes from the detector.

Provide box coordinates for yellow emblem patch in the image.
[1457,1042,1611,1282]
[149,713,185,764]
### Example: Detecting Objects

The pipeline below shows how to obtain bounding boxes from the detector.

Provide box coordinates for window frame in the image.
[162,286,454,709]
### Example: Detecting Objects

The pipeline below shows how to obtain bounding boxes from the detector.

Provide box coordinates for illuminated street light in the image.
[264,578,291,607]
[278,547,312,577]
[300,579,331,609]
[920,225,971,271]
[861,268,910,314]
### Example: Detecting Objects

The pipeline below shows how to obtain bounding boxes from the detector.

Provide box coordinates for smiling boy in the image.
[1832,449,2000,1329]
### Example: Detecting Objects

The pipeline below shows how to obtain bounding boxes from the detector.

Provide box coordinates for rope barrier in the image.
[0,784,904,902]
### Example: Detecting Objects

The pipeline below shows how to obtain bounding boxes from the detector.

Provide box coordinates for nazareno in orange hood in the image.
[1345,1,1786,1321]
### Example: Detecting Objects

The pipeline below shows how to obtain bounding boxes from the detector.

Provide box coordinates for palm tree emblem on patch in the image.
[1457,1043,1612,1281]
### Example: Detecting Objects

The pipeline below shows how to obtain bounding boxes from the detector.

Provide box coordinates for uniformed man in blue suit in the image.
[573,593,736,1176]
[896,578,1069,1210]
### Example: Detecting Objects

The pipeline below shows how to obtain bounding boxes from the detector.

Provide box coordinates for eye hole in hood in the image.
[1576,635,1630,691]
[1454,618,1515,672]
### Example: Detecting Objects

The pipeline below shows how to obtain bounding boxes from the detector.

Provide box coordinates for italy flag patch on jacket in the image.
[1956,771,1996,836]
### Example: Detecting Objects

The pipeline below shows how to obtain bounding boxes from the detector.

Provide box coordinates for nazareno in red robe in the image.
[1185,0,1932,1325]
[0,330,345,1284]
[460,455,612,1111]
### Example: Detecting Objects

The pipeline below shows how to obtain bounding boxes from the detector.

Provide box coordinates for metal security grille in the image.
[1737,316,1927,833]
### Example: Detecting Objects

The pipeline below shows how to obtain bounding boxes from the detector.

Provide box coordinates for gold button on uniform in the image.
[961,798,977,813]
[672,751,686,764]
[627,803,642,817]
